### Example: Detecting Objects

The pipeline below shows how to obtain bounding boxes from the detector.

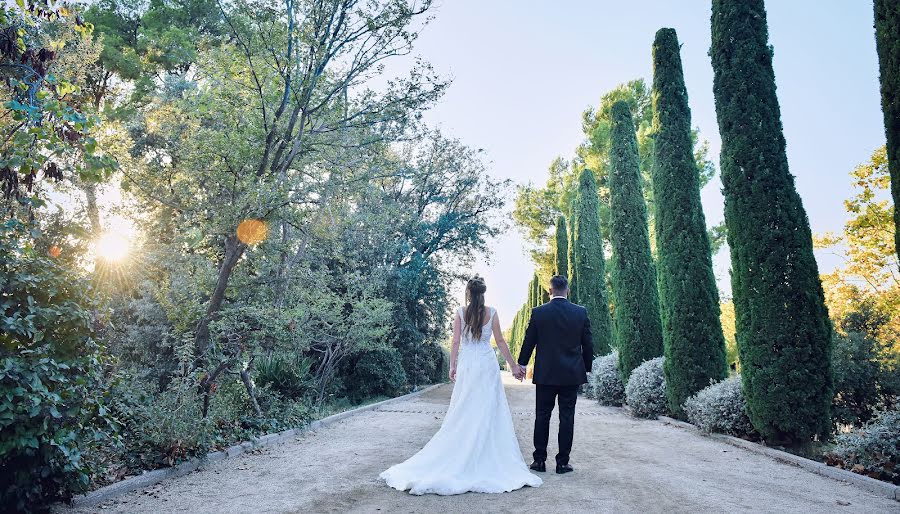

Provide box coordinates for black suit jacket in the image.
[517,297,594,386]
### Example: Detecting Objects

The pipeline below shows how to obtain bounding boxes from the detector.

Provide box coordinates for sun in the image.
[95,230,130,263]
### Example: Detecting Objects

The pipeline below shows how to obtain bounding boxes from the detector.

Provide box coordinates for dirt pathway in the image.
[64,374,897,513]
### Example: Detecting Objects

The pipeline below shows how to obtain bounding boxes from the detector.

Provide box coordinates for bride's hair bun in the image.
[467,275,487,295]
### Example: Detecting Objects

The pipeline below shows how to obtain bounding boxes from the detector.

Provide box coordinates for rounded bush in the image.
[590,351,625,406]
[625,357,668,418]
[344,347,408,402]
[683,376,755,437]
[826,406,900,485]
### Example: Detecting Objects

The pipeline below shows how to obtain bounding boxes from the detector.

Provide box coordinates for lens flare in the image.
[95,231,130,262]
[237,219,268,245]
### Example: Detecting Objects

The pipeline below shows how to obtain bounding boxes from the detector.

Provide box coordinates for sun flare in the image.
[95,231,130,263]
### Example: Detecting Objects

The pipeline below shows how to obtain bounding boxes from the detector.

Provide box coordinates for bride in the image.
[380,276,543,495]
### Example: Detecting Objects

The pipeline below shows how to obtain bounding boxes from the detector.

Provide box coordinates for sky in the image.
[394,0,886,326]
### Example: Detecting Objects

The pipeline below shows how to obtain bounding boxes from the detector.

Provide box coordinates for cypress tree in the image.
[555,215,569,278]
[875,0,900,264]
[652,28,727,415]
[710,0,832,444]
[567,203,578,303]
[608,101,664,382]
[573,168,614,355]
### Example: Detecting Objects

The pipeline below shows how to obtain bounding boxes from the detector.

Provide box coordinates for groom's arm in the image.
[581,314,594,372]
[517,312,537,367]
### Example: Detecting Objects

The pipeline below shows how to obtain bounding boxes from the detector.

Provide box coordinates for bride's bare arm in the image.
[491,313,521,375]
[449,311,461,381]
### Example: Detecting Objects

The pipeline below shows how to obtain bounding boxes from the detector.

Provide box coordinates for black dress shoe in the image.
[556,463,574,474]
[529,461,546,472]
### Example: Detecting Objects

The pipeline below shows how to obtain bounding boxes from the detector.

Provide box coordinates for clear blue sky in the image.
[403,1,885,326]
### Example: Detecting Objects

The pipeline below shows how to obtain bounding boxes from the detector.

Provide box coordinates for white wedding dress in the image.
[380,307,542,495]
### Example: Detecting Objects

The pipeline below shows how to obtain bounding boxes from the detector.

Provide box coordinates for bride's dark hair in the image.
[464,276,488,339]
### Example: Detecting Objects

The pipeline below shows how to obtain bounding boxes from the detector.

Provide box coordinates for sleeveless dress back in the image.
[379,306,542,495]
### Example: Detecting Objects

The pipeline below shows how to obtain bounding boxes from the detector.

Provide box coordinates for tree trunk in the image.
[240,359,262,417]
[195,234,247,362]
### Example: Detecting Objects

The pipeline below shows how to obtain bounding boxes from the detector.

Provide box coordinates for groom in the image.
[516,275,593,475]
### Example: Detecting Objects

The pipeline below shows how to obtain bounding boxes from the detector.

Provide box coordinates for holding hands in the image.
[511,363,526,381]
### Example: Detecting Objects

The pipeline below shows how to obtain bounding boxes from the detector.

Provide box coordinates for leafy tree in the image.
[0,4,115,209]
[874,0,900,264]
[815,146,898,410]
[512,80,722,280]
[555,215,568,277]
[573,168,613,355]
[711,0,832,445]
[607,101,662,381]
[652,28,726,414]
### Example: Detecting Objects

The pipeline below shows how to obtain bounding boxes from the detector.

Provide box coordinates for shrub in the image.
[0,220,119,511]
[831,332,882,427]
[591,351,625,406]
[683,376,755,437]
[625,356,668,418]
[581,374,596,399]
[343,347,407,402]
[826,406,900,484]
[254,352,313,400]
[113,377,214,471]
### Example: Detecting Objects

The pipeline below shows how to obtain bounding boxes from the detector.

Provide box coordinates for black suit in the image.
[517,297,593,466]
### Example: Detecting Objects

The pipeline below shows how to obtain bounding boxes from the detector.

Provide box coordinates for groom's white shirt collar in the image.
[549,295,567,300]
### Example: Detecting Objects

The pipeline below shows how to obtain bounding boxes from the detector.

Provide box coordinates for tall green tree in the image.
[874,0,900,265]
[555,215,569,277]
[608,101,663,382]
[573,168,614,355]
[567,203,578,302]
[711,0,832,444]
[652,28,727,414]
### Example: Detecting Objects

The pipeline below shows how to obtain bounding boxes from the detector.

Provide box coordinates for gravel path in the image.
[63,374,897,514]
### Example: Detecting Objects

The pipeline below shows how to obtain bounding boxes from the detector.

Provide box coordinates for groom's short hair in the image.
[550,275,568,292]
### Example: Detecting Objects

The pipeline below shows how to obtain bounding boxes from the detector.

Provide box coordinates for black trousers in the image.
[533,384,578,465]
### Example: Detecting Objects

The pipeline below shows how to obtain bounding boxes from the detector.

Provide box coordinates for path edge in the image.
[65,382,446,509]
[657,415,899,501]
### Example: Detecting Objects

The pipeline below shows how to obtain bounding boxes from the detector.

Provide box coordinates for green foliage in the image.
[511,79,718,281]
[0,220,118,511]
[711,0,833,445]
[652,28,727,416]
[607,101,663,381]
[343,347,408,403]
[826,406,900,485]
[555,215,568,277]
[831,332,883,428]
[567,203,578,303]
[254,352,314,401]
[874,0,900,263]
[0,3,116,203]
[573,168,613,355]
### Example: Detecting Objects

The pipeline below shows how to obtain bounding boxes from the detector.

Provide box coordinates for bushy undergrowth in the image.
[826,406,900,484]
[625,356,668,418]
[590,351,625,406]
[0,221,119,511]
[343,347,408,402]
[683,376,755,437]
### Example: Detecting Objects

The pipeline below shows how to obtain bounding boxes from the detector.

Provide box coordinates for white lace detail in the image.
[379,305,542,495]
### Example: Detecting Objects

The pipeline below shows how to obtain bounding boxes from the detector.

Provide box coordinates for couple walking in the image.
[380,274,593,495]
